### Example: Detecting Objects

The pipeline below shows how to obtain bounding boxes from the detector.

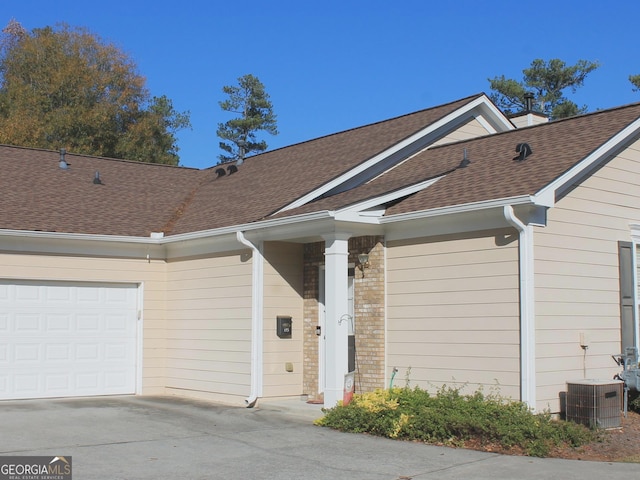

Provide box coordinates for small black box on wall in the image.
[276,316,292,339]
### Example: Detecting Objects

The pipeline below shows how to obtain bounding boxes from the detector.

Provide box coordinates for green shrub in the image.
[630,391,640,412]
[315,385,595,457]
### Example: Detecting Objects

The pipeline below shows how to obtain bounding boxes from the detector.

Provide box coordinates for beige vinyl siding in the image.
[0,253,166,393]
[262,242,304,397]
[430,115,492,147]
[165,251,252,403]
[386,229,520,399]
[535,139,640,412]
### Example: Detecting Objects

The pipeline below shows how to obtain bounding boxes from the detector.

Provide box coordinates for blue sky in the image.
[7,1,640,169]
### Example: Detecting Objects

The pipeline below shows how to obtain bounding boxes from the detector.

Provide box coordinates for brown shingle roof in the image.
[387,102,640,216]
[168,94,484,234]
[0,146,203,236]
[275,102,640,218]
[4,96,640,238]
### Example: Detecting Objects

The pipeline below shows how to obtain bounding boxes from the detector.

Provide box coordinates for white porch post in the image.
[323,233,351,408]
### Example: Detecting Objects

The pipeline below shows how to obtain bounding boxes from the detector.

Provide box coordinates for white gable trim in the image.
[275,95,513,214]
[534,117,640,206]
[333,176,445,223]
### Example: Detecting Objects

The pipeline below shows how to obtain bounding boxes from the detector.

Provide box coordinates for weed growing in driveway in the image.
[315,386,596,457]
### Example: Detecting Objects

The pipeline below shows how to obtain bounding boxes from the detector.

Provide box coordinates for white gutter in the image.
[0,210,334,245]
[236,231,264,408]
[164,211,333,244]
[503,205,536,410]
[0,229,163,244]
[381,195,533,224]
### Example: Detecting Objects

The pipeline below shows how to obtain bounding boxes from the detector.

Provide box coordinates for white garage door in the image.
[0,281,138,400]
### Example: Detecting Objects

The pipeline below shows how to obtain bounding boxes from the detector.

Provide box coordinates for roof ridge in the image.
[0,143,200,170]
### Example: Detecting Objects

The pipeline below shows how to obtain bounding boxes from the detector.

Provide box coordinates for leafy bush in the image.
[630,391,640,412]
[315,386,595,457]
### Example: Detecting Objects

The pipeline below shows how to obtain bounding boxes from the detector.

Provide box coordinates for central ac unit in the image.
[565,380,623,429]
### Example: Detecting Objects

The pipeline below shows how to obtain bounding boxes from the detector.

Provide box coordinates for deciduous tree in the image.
[488,58,599,120]
[630,74,640,91]
[0,20,190,165]
[216,74,277,164]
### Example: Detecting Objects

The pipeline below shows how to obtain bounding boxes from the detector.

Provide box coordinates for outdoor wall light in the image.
[357,252,370,276]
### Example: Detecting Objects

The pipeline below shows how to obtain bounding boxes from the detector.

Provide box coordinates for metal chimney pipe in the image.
[524,92,534,113]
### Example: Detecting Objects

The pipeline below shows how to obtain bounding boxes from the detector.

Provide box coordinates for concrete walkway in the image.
[0,395,635,480]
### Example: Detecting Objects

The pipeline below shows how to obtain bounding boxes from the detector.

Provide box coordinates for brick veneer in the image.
[302,236,385,400]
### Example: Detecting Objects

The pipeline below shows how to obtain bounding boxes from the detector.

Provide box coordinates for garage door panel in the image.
[14,285,41,303]
[47,314,72,331]
[46,375,70,391]
[15,374,39,394]
[15,343,41,361]
[0,281,138,400]
[15,314,40,332]
[46,344,71,361]
[77,314,100,331]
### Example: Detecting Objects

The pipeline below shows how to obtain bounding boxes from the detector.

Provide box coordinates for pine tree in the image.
[488,58,599,120]
[216,74,277,164]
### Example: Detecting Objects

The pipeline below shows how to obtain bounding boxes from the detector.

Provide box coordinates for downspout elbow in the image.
[503,205,525,233]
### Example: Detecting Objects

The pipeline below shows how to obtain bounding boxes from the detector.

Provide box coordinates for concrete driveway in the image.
[0,395,635,480]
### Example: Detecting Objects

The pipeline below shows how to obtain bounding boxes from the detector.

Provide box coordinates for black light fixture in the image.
[357,252,370,276]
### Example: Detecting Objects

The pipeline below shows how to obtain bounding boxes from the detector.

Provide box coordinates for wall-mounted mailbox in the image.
[276,316,292,339]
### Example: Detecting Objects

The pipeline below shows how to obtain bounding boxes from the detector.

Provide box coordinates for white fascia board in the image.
[0,210,335,259]
[474,113,498,134]
[0,228,164,259]
[162,210,334,244]
[276,96,513,214]
[0,229,158,244]
[380,195,533,225]
[474,98,515,132]
[333,176,444,224]
[534,118,640,205]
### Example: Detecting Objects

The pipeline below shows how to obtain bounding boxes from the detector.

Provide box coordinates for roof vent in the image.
[215,167,226,178]
[93,171,103,185]
[515,143,532,161]
[227,164,238,175]
[59,148,69,170]
[458,148,471,168]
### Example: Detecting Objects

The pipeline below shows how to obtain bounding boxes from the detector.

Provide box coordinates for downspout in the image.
[237,231,264,407]
[503,205,536,410]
